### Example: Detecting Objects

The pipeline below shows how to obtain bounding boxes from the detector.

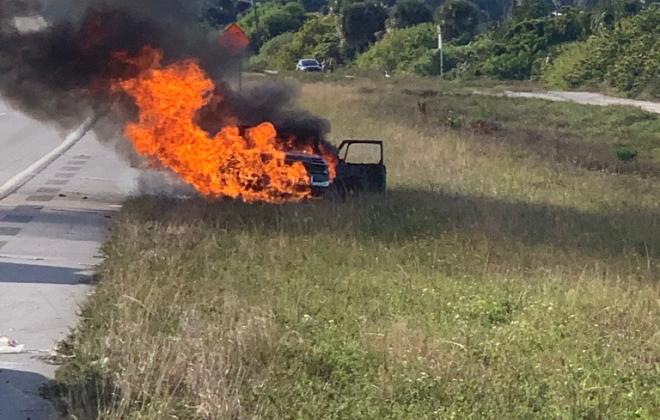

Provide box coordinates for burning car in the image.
[283,151,331,196]
[5,4,386,204]
[287,140,386,197]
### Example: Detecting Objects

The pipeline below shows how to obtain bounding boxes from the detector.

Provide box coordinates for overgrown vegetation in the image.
[237,1,307,45]
[249,14,343,71]
[234,0,657,98]
[356,23,439,75]
[542,7,660,98]
[50,78,659,418]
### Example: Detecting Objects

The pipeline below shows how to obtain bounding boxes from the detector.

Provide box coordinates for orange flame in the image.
[113,47,313,203]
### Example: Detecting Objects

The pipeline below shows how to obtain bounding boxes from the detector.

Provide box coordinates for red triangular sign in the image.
[220,23,251,55]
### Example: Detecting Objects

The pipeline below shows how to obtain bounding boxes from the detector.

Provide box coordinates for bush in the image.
[540,38,611,90]
[469,8,592,80]
[342,2,388,54]
[288,13,343,64]
[356,23,438,74]
[301,0,328,12]
[442,36,496,75]
[542,7,660,97]
[434,0,482,44]
[248,32,296,71]
[615,144,638,162]
[388,0,433,29]
[512,0,549,20]
[248,14,343,72]
[238,2,307,45]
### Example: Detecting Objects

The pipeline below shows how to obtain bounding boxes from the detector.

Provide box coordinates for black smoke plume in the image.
[0,0,333,163]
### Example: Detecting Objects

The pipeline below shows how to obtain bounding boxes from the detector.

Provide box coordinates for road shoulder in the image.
[0,131,137,420]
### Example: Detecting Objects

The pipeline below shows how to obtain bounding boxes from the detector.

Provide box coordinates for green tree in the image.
[262,2,306,39]
[288,13,344,64]
[621,0,643,16]
[462,7,591,79]
[356,23,440,74]
[203,0,239,27]
[542,6,659,96]
[249,14,344,71]
[301,0,329,12]
[342,2,388,54]
[248,32,296,71]
[238,2,307,45]
[435,0,482,44]
[512,0,550,20]
[473,0,514,21]
[389,0,433,28]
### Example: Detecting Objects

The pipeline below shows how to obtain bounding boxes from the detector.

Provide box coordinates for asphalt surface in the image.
[0,101,63,187]
[0,103,138,420]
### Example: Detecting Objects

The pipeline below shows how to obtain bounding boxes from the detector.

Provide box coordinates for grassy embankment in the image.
[50,77,659,419]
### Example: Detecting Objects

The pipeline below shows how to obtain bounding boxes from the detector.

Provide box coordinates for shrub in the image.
[342,2,388,54]
[248,32,296,71]
[288,13,344,65]
[512,0,549,20]
[540,37,611,90]
[434,0,482,44]
[388,0,433,29]
[356,23,438,74]
[238,2,307,45]
[248,14,343,72]
[442,35,496,75]
[542,7,660,97]
[615,144,638,162]
[468,8,592,80]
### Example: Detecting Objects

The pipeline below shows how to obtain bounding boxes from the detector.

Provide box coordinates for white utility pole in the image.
[437,24,444,76]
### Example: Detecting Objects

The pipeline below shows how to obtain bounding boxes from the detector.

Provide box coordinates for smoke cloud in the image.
[0,0,333,171]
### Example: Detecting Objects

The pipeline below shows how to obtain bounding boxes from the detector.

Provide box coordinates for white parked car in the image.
[296,58,322,72]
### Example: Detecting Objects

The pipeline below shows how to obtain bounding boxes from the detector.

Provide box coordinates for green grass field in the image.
[50,78,659,419]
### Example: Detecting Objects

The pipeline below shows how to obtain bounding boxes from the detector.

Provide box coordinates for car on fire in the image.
[284,151,331,196]
[286,140,386,197]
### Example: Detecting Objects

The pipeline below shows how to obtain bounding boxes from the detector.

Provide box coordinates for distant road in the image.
[500,90,660,114]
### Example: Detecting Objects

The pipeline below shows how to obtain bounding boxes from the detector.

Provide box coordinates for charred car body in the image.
[334,140,386,194]
[286,140,386,197]
[284,151,332,196]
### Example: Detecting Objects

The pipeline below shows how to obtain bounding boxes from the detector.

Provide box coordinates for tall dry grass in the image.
[50,78,660,419]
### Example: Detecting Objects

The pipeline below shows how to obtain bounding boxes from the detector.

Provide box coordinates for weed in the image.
[51,78,660,419]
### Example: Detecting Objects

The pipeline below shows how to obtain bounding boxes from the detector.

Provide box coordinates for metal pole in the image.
[238,57,243,92]
[440,43,444,76]
[252,0,261,49]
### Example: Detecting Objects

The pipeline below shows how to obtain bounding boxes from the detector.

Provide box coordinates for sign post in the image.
[219,23,251,91]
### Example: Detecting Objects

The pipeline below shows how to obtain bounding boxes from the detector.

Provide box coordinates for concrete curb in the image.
[0,117,94,200]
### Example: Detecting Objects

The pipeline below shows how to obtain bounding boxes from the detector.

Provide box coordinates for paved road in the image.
[502,90,660,114]
[0,102,63,187]
[0,101,139,420]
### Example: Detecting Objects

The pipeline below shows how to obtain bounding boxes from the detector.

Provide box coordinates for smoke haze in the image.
[0,0,332,170]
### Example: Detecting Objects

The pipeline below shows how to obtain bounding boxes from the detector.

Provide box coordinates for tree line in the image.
[201,0,658,97]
